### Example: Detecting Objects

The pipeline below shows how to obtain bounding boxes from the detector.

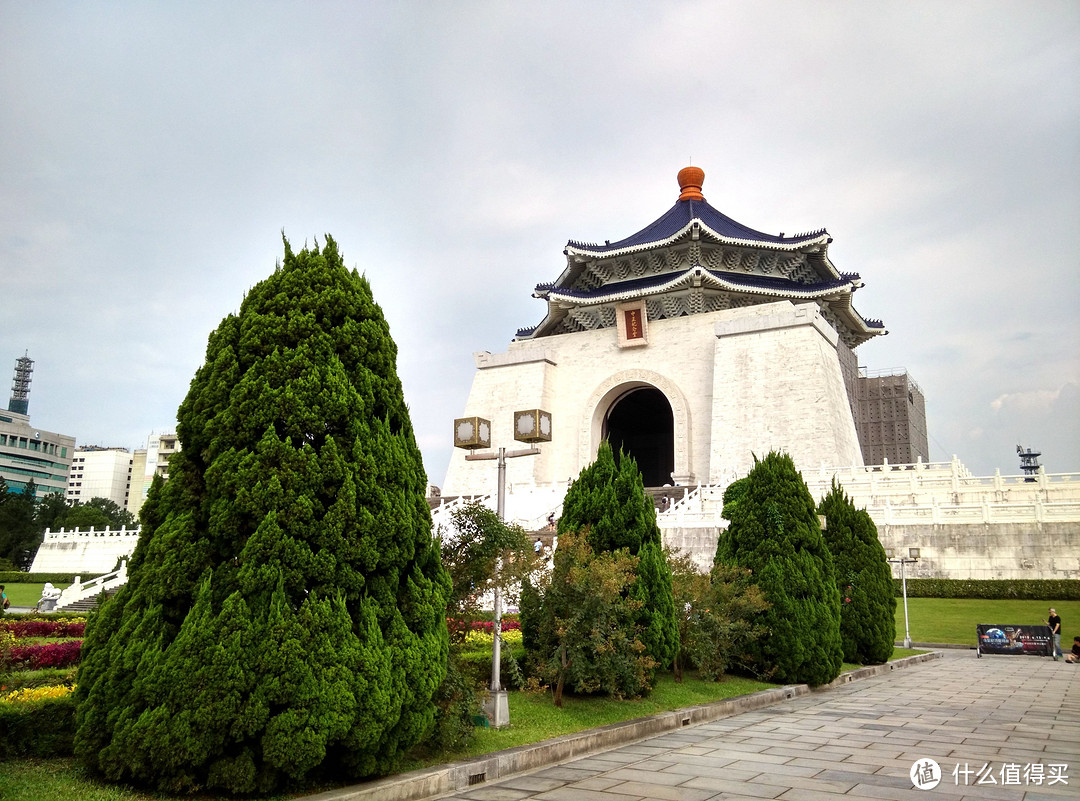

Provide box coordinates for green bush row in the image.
[0,572,104,584]
[894,579,1080,600]
[455,646,526,689]
[0,694,76,760]
[1,612,87,623]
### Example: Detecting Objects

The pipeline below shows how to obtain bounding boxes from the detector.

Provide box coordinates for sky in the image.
[2,1,1078,488]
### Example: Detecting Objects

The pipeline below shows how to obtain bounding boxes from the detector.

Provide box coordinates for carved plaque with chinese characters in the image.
[616,301,649,348]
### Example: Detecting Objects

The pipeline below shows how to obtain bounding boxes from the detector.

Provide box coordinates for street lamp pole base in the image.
[484,689,509,729]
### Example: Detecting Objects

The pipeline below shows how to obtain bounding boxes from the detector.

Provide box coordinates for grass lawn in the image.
[1,583,70,607]
[894,598,1080,645]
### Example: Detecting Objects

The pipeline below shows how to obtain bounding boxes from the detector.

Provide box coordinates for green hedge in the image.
[456,646,526,689]
[894,579,1080,600]
[0,694,76,760]
[0,572,104,584]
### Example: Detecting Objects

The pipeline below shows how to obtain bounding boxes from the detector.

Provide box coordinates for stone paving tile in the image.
[494,775,568,792]
[815,769,911,787]
[703,750,795,765]
[723,760,821,777]
[618,744,688,757]
[570,776,625,791]
[584,749,648,764]
[599,767,700,786]
[532,788,646,801]
[679,746,719,756]
[775,787,853,801]
[601,780,716,801]
[753,773,861,794]
[762,745,832,760]
[531,765,605,781]
[676,776,786,798]
[453,787,534,801]
[569,756,653,773]
[658,763,762,782]
[785,757,860,773]
[638,753,739,771]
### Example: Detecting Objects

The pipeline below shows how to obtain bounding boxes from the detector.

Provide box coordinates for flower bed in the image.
[8,640,82,670]
[0,619,86,639]
[1,684,74,703]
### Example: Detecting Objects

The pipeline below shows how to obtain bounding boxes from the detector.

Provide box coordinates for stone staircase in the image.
[55,561,129,612]
[59,587,121,613]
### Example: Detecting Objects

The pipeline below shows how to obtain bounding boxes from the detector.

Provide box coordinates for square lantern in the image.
[513,409,552,444]
[453,417,491,450]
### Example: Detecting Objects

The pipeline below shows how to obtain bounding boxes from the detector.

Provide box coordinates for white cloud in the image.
[991,387,1069,414]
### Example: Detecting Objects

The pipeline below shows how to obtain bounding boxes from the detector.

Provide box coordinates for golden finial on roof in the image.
[677,166,705,201]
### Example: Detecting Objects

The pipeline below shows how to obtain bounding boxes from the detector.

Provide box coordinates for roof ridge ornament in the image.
[677,166,705,202]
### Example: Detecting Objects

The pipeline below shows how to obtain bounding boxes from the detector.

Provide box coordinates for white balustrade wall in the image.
[30,525,141,574]
[657,457,1080,579]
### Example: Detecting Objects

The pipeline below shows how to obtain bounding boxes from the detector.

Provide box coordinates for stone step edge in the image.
[305,651,943,801]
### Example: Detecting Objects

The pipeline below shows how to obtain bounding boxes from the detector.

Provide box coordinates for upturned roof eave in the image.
[538,268,853,307]
[564,220,830,261]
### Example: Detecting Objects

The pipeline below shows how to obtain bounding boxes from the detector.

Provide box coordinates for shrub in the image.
[1,619,86,638]
[554,441,678,672]
[715,451,842,686]
[9,640,82,670]
[818,480,896,664]
[668,550,770,681]
[532,529,656,706]
[0,573,103,584]
[2,683,74,703]
[439,502,537,643]
[0,666,78,692]
[893,579,1080,600]
[74,237,450,794]
[0,693,76,759]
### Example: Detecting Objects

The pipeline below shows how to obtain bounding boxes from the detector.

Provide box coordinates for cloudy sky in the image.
[2,1,1078,487]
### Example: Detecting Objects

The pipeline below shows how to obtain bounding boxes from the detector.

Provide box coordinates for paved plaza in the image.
[435,651,1079,801]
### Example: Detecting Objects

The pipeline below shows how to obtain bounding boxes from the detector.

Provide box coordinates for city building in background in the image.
[852,369,929,465]
[0,353,75,499]
[126,431,179,517]
[67,446,133,508]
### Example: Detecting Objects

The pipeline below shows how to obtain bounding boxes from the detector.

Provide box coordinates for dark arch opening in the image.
[603,387,674,487]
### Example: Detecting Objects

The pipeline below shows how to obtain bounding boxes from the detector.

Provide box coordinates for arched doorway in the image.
[603,387,674,487]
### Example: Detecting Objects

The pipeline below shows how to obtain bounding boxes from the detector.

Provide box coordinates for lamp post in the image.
[886,548,920,649]
[453,409,552,728]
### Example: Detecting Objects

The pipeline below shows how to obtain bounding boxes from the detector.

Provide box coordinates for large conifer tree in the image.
[554,441,678,671]
[817,480,896,664]
[714,451,842,685]
[74,237,450,794]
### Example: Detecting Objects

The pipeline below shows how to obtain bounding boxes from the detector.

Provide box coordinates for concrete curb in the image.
[304,652,943,801]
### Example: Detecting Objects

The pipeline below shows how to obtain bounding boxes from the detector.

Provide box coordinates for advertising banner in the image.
[976,624,1052,657]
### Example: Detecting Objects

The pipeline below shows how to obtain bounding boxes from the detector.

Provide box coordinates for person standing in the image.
[1047,608,1062,660]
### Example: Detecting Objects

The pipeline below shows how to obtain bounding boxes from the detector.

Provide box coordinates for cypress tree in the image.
[74,236,450,794]
[714,451,842,685]
[817,480,896,664]
[554,441,678,671]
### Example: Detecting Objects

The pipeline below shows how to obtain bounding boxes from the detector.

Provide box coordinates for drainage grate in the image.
[468,772,487,786]
[682,717,691,726]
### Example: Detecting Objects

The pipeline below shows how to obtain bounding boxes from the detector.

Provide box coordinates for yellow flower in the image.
[0,684,75,703]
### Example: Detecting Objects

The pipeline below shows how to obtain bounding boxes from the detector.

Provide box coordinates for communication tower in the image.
[1016,444,1041,482]
[8,352,33,415]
